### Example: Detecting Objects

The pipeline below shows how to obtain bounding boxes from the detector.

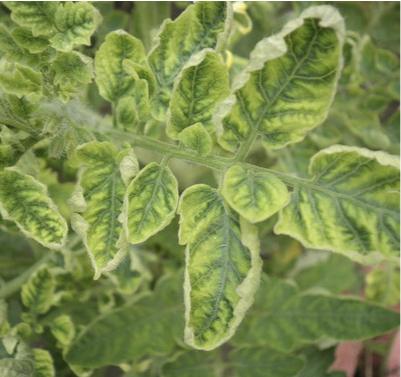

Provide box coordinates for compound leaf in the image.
[148,1,232,119]
[65,275,183,368]
[95,30,148,103]
[233,276,400,351]
[230,347,304,377]
[4,1,59,37]
[215,6,344,152]
[70,142,138,279]
[122,162,178,244]
[50,2,102,52]
[0,168,67,248]
[167,51,229,138]
[21,267,55,315]
[178,123,212,156]
[178,184,262,350]
[223,164,289,223]
[275,145,400,264]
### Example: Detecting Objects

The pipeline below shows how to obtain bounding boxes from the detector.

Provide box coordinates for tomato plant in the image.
[0,2,399,376]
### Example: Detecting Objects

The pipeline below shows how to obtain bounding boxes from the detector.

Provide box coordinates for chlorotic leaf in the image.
[230,347,304,377]
[214,6,345,153]
[50,315,75,347]
[0,168,67,248]
[148,1,232,119]
[51,51,94,87]
[32,349,55,377]
[95,30,148,103]
[275,145,400,264]
[0,24,27,62]
[167,51,229,138]
[233,276,400,351]
[0,341,34,377]
[4,1,59,37]
[65,275,183,368]
[178,123,212,156]
[49,2,102,52]
[21,267,55,315]
[12,27,50,53]
[122,162,178,244]
[223,164,290,223]
[0,64,42,98]
[178,184,262,350]
[123,59,156,96]
[70,142,138,279]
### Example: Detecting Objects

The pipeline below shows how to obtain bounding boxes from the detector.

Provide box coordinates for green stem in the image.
[0,253,53,299]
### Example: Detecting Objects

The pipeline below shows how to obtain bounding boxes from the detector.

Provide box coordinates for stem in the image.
[234,129,258,162]
[0,253,53,299]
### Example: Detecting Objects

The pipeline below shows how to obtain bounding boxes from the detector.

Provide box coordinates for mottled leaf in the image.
[12,27,49,53]
[70,142,138,279]
[167,51,229,138]
[178,123,212,156]
[32,349,55,377]
[50,2,102,52]
[21,267,55,315]
[0,64,42,98]
[0,341,34,377]
[275,145,400,264]
[4,2,59,37]
[122,162,178,244]
[65,275,183,367]
[50,315,75,347]
[233,276,400,351]
[148,1,232,119]
[0,168,67,248]
[223,164,289,223]
[178,184,262,350]
[95,30,147,103]
[215,6,344,153]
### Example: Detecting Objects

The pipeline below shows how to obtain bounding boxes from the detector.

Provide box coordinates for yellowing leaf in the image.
[215,6,344,154]
[32,349,55,377]
[50,2,102,52]
[0,168,67,248]
[95,30,148,103]
[70,142,139,279]
[148,2,232,119]
[223,164,289,222]
[167,51,229,138]
[178,123,212,156]
[275,145,400,264]
[122,162,178,244]
[0,64,42,98]
[178,184,262,350]
[12,27,50,53]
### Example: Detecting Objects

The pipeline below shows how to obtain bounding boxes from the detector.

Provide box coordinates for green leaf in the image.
[0,24,27,62]
[70,141,139,279]
[365,265,400,306]
[230,347,304,377]
[215,6,344,153]
[298,346,336,377]
[0,168,67,248]
[4,2,59,37]
[21,267,55,315]
[122,162,178,244]
[32,349,55,377]
[233,276,400,351]
[275,145,400,264]
[49,2,102,52]
[50,315,75,347]
[178,184,262,350]
[223,164,289,223]
[11,27,49,53]
[123,59,156,96]
[94,30,148,103]
[166,51,229,138]
[148,1,232,119]
[0,64,42,98]
[162,351,217,377]
[178,123,212,156]
[65,274,183,368]
[294,253,357,294]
